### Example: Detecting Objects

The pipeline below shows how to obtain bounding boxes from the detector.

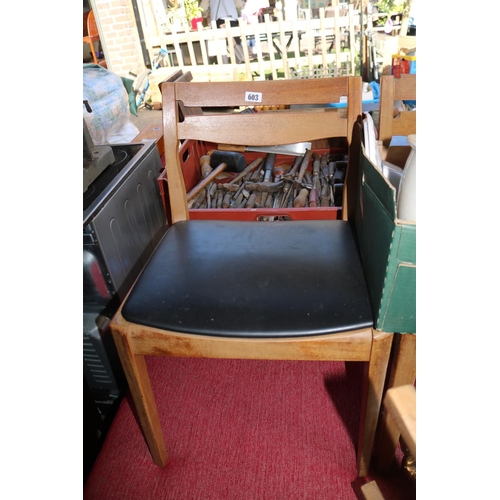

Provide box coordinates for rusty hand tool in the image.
[296,149,313,183]
[260,153,276,207]
[309,176,320,207]
[293,188,309,207]
[249,166,263,181]
[205,183,218,208]
[230,157,264,185]
[320,184,330,207]
[308,188,318,207]
[285,155,303,179]
[216,190,224,208]
[318,156,329,193]
[279,155,303,208]
[264,194,274,208]
[199,155,220,208]
[245,180,284,193]
[246,192,257,208]
[254,192,263,208]
[328,161,335,181]
[320,152,329,173]
[222,192,232,208]
[236,195,247,208]
[218,183,240,194]
[291,149,313,191]
[222,157,264,207]
[187,162,227,203]
[229,182,247,207]
[312,157,320,179]
[191,188,207,209]
[199,155,214,178]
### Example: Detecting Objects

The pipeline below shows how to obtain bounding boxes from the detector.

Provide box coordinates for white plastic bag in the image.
[83,64,139,145]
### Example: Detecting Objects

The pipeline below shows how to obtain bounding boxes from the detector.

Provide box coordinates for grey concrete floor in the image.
[129,106,162,135]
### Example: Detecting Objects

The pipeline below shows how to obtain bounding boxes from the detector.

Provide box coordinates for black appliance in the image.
[83,139,167,415]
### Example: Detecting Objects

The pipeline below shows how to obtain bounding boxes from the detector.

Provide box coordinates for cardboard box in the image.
[353,127,416,334]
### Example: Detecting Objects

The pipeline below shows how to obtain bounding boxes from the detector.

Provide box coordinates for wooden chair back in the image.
[161,77,362,224]
[83,10,99,38]
[378,74,416,147]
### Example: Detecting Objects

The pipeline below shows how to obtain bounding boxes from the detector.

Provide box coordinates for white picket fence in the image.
[140,7,361,81]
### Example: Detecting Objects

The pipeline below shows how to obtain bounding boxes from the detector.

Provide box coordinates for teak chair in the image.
[83,10,100,65]
[110,77,394,477]
[373,73,416,473]
[378,74,416,147]
[361,385,416,500]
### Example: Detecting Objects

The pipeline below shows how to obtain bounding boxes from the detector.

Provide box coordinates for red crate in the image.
[157,139,347,223]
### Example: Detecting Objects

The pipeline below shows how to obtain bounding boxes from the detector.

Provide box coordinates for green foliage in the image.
[184,0,202,21]
[166,0,202,23]
[376,0,408,15]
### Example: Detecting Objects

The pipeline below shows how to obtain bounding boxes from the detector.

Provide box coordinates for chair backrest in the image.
[83,10,99,38]
[161,77,362,224]
[378,74,416,146]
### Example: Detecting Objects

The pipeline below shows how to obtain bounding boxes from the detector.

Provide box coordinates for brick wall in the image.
[93,0,146,77]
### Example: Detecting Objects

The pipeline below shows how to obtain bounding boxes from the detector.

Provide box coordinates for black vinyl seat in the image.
[122,220,373,338]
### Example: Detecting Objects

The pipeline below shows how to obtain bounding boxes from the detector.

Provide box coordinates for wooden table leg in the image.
[373,333,416,473]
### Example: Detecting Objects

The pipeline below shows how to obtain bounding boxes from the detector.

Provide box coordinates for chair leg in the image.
[112,327,168,467]
[373,333,416,473]
[356,330,394,477]
[88,41,99,64]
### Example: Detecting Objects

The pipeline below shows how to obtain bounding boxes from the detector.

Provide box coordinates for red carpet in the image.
[84,357,415,499]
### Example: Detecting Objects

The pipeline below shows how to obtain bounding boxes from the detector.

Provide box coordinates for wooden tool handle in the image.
[186,163,227,201]
[296,149,313,182]
[246,192,257,208]
[245,180,284,193]
[309,187,318,207]
[289,155,303,176]
[328,161,335,179]
[312,158,320,177]
[320,185,330,206]
[200,155,212,178]
[320,152,329,170]
[293,188,309,207]
[217,144,247,153]
[230,157,263,185]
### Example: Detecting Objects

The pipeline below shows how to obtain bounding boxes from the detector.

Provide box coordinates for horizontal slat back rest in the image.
[176,79,349,107]
[162,78,362,223]
[176,78,360,145]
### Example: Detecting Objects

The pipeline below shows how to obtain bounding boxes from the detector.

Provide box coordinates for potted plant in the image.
[184,0,203,29]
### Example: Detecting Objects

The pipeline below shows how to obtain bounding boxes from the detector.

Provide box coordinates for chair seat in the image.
[121,220,373,338]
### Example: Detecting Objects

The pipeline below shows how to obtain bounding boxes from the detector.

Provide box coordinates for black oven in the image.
[83,140,167,415]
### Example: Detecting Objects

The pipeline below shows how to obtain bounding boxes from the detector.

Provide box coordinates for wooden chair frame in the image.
[373,72,416,473]
[83,10,100,65]
[373,334,416,472]
[378,74,416,147]
[110,77,393,478]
